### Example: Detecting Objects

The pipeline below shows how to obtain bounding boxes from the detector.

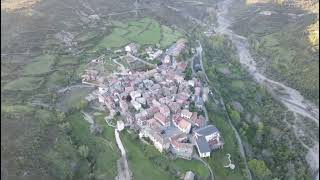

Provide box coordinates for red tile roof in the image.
[154,112,169,126]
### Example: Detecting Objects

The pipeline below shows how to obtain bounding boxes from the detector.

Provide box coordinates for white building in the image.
[188,80,195,87]
[184,171,195,180]
[98,87,108,94]
[149,49,163,60]
[117,120,125,131]
[195,136,211,158]
[125,43,138,54]
[181,109,193,119]
[130,91,141,100]
[131,100,142,111]
[163,55,171,64]
[194,125,223,158]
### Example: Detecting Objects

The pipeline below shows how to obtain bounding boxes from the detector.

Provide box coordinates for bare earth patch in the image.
[1,0,41,12]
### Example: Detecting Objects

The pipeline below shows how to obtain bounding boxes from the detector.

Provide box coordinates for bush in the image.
[78,145,89,159]
[248,159,271,179]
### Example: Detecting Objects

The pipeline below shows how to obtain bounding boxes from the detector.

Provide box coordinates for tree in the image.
[189,102,197,112]
[248,159,271,179]
[51,93,58,104]
[57,111,66,123]
[76,99,88,110]
[184,67,192,80]
[90,123,104,135]
[126,95,132,102]
[59,122,72,134]
[78,145,89,159]
[229,109,240,125]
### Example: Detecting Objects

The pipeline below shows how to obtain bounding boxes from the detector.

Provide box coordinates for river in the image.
[214,0,319,178]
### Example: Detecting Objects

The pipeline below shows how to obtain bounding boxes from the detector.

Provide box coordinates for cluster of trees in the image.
[248,159,271,179]
[201,34,311,179]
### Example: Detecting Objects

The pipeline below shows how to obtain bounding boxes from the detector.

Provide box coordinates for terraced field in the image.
[93,18,183,51]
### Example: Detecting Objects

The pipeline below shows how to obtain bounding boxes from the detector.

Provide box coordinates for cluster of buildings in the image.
[145,46,163,61]
[82,40,223,159]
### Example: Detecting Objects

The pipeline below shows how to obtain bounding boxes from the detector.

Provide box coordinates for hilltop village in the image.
[82,39,224,159]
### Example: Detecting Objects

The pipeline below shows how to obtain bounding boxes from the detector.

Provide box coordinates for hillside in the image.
[230,0,319,105]
[1,0,220,179]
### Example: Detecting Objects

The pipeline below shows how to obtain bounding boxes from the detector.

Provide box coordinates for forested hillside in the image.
[231,0,319,105]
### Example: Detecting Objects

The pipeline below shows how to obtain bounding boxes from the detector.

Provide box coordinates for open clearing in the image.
[57,87,93,111]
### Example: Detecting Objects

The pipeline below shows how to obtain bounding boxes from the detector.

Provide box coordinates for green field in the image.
[1,104,34,114]
[110,20,128,28]
[121,130,214,179]
[4,77,43,91]
[57,55,79,66]
[121,132,175,180]
[68,112,119,179]
[95,31,131,50]
[160,25,183,48]
[231,80,245,90]
[23,55,55,75]
[46,70,70,88]
[93,18,183,50]
[75,31,97,42]
[61,88,91,110]
[205,112,246,180]
[172,159,209,178]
